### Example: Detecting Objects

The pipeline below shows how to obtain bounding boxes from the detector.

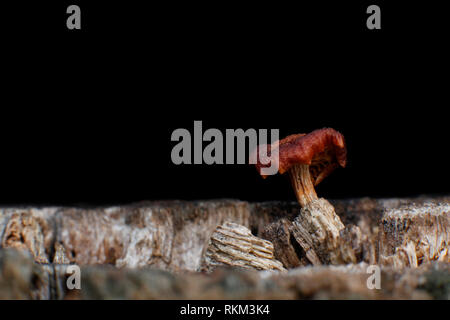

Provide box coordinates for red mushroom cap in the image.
[255,128,347,185]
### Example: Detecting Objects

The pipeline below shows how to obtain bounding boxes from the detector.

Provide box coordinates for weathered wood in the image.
[1,247,449,299]
[379,202,450,268]
[0,197,449,272]
[262,218,308,268]
[263,199,361,266]
[1,211,52,264]
[291,198,358,265]
[200,222,285,272]
[0,201,253,271]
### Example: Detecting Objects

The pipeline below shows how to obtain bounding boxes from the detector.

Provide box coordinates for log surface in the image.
[0,196,449,299]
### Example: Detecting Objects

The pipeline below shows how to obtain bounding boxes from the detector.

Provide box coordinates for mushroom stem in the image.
[288,164,318,207]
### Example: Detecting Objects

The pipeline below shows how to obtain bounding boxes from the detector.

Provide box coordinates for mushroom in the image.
[255,128,346,207]
[254,128,358,265]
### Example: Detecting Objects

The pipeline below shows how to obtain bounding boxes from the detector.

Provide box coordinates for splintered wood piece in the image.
[290,198,360,265]
[379,202,450,268]
[200,221,286,272]
[262,218,309,268]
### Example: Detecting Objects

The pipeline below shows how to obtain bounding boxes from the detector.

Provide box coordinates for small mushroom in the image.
[254,128,358,265]
[255,128,346,207]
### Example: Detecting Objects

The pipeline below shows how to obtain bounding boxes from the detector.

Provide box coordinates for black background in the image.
[1,1,449,205]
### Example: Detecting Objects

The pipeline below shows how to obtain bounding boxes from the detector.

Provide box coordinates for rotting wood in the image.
[379,202,450,268]
[0,197,448,271]
[1,247,449,300]
[200,221,286,272]
[290,198,359,265]
[261,218,308,268]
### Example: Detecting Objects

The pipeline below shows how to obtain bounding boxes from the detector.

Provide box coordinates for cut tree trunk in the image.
[0,196,449,299]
